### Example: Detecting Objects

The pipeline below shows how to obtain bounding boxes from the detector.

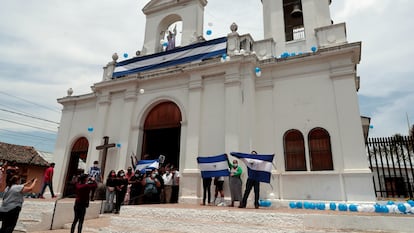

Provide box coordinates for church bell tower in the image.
[141,0,207,55]
[261,0,335,55]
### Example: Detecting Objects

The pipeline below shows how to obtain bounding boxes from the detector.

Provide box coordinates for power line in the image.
[0,129,56,141]
[0,108,59,124]
[0,118,58,133]
[0,91,61,113]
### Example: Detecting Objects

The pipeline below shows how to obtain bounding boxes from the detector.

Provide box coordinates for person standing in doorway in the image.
[239,151,260,209]
[38,162,56,199]
[88,161,102,201]
[70,174,97,233]
[227,155,243,207]
[162,166,173,203]
[171,166,180,203]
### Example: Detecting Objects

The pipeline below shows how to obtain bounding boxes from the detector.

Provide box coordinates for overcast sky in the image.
[0,0,413,152]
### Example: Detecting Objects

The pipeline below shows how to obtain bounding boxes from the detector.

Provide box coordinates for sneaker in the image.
[217,202,225,207]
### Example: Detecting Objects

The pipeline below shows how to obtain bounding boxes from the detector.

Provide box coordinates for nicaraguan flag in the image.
[135,159,159,172]
[113,37,227,78]
[197,154,230,178]
[230,152,274,183]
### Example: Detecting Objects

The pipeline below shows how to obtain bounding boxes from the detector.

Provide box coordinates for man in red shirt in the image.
[70,174,97,233]
[38,162,56,199]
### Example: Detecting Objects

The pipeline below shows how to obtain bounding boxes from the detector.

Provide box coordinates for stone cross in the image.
[96,136,116,177]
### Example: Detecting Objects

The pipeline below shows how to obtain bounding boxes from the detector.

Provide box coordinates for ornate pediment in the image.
[143,0,207,15]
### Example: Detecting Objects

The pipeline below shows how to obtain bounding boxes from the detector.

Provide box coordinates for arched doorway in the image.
[142,101,182,168]
[63,137,89,197]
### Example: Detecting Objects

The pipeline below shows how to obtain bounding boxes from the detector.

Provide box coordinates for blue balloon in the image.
[87,127,93,132]
[317,203,326,210]
[397,203,407,213]
[387,201,395,205]
[329,202,336,210]
[374,204,382,213]
[255,67,261,73]
[289,202,296,209]
[304,202,310,209]
[123,53,128,58]
[349,204,358,212]
[311,46,317,52]
[309,202,316,209]
[290,52,296,56]
[369,125,374,129]
[222,54,227,59]
[296,202,303,209]
[407,200,414,207]
[116,143,121,148]
[163,42,168,47]
[206,29,212,35]
[338,203,347,211]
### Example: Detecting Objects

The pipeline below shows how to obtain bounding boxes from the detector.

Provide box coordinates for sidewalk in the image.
[29,203,412,233]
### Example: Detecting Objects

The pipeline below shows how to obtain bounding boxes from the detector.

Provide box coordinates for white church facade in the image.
[53,0,376,202]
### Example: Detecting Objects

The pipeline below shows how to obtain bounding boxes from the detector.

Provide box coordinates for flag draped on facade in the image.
[230,152,274,183]
[197,154,230,178]
[135,159,159,173]
[113,37,227,78]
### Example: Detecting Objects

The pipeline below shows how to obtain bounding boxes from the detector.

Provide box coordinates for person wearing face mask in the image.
[162,166,173,203]
[88,161,102,201]
[141,169,161,204]
[104,170,117,213]
[114,170,128,214]
[227,154,243,207]
[123,167,135,204]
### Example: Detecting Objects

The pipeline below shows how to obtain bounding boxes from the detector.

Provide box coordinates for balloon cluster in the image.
[279,46,317,59]
[289,200,414,215]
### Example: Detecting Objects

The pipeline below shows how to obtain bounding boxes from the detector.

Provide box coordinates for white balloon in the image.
[255,71,262,77]
[160,39,165,45]
[139,88,145,94]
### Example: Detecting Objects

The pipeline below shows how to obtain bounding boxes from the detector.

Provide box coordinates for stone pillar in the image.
[180,74,203,204]
[224,71,241,154]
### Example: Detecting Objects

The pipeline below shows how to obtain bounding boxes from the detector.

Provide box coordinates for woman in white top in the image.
[0,175,37,233]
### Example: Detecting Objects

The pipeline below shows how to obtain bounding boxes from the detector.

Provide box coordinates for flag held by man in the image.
[230,152,274,183]
[197,154,230,178]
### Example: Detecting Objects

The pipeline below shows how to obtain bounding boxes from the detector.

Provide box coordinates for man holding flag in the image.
[230,151,274,209]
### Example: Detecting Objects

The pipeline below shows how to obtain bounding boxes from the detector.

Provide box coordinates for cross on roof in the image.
[96,136,116,177]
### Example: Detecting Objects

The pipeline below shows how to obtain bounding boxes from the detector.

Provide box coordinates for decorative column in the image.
[180,74,203,203]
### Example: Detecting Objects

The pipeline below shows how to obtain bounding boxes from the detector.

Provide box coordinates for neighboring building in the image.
[0,142,49,193]
[53,0,375,202]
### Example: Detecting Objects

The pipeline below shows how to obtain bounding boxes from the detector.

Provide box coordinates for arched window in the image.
[284,129,306,171]
[308,128,333,171]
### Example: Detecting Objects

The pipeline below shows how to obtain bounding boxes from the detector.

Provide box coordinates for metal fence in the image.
[366,136,414,198]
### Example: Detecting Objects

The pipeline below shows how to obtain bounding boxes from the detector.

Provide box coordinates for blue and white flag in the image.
[135,159,159,172]
[230,152,274,183]
[197,154,230,178]
[113,37,227,78]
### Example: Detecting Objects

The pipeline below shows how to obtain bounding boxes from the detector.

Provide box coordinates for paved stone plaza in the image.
[27,202,412,233]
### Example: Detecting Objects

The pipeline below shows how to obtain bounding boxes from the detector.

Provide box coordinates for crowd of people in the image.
[101,159,180,214]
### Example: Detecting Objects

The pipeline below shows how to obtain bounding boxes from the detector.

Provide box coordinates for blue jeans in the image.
[39,181,55,197]
[105,188,115,212]
[241,178,260,207]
